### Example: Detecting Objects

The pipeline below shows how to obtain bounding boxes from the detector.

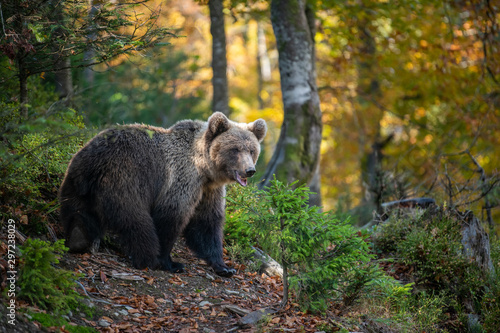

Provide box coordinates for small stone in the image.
[118,309,128,316]
[225,289,239,295]
[203,328,216,333]
[238,308,277,327]
[98,319,110,327]
[199,301,212,307]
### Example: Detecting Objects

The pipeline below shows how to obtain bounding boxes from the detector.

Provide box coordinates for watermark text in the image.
[6,219,17,325]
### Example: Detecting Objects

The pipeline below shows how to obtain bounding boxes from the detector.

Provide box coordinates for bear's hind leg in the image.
[113,212,161,270]
[60,198,101,253]
[154,217,185,273]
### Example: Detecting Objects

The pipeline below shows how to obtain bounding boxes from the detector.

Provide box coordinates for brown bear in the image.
[59,112,266,277]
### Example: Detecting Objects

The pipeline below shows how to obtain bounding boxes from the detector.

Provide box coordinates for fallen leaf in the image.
[285,315,296,326]
[100,270,108,283]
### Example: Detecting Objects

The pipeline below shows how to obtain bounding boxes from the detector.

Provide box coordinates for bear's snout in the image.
[245,167,256,177]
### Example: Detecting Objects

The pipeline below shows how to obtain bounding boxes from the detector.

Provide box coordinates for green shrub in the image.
[368,274,414,309]
[227,177,374,313]
[375,210,484,298]
[372,209,498,331]
[409,291,449,333]
[18,238,83,314]
[0,107,90,234]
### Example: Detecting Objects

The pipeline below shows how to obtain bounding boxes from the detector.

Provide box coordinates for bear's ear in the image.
[207,112,231,140]
[248,119,267,142]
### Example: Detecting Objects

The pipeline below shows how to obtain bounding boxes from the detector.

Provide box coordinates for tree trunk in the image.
[356,11,386,212]
[256,22,271,110]
[279,216,289,309]
[83,0,100,87]
[18,58,28,119]
[208,0,229,115]
[261,0,322,206]
[54,57,73,102]
[457,209,495,275]
[52,2,73,104]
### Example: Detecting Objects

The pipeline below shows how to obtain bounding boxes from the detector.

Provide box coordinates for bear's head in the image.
[206,112,267,186]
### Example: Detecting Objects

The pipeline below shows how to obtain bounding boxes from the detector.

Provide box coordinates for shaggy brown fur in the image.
[59,112,266,277]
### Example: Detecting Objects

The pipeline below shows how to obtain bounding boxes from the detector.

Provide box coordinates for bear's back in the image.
[65,123,200,197]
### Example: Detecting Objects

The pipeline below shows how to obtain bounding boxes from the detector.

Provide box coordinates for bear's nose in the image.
[245,168,256,177]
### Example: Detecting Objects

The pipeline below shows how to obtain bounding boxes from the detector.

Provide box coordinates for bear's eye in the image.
[250,150,255,155]
[231,148,239,154]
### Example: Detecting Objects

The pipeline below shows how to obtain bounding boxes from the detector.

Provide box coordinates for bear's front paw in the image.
[159,259,185,273]
[170,261,185,273]
[212,263,236,278]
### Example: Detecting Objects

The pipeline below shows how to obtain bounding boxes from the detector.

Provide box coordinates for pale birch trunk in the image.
[261,0,322,206]
[257,22,271,110]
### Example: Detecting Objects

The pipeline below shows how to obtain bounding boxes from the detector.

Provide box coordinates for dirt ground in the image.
[49,241,336,333]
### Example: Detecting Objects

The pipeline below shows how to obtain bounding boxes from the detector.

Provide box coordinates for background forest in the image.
[2,0,498,227]
[1,0,500,332]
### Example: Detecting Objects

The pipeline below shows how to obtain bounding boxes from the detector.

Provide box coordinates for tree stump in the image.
[454,209,495,275]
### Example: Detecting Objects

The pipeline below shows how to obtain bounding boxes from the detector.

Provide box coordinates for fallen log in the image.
[381,197,436,210]
[251,246,283,278]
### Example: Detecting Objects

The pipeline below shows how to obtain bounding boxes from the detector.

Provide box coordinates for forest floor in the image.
[11,241,365,333]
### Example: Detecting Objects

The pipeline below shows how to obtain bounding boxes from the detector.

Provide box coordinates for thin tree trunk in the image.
[208,0,229,115]
[304,3,321,206]
[54,57,73,102]
[256,22,271,110]
[261,0,322,206]
[18,58,28,119]
[357,12,385,211]
[83,0,100,87]
[279,217,289,309]
[53,2,73,104]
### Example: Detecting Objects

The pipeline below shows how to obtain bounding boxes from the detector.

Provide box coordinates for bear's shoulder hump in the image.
[170,119,204,133]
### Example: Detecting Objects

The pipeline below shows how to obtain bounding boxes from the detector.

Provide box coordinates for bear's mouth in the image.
[234,171,248,187]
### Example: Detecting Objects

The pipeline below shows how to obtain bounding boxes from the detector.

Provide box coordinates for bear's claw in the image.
[212,264,236,277]
[159,259,185,273]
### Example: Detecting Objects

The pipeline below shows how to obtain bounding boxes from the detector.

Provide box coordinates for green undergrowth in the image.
[226,183,500,331]
[370,208,500,332]
[27,312,98,333]
[17,239,88,315]
[0,103,91,235]
[14,238,99,331]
